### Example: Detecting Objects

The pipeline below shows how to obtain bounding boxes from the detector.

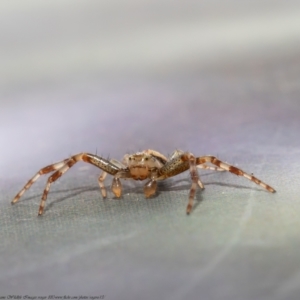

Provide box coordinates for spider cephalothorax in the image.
[12,149,276,216]
[123,152,164,180]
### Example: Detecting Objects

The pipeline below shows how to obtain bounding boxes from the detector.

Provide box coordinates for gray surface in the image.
[1,2,300,300]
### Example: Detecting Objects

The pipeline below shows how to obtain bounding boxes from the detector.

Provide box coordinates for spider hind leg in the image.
[196,156,276,193]
[11,158,69,205]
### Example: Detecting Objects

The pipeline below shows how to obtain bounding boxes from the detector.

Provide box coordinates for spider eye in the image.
[129,157,132,161]
[145,157,149,161]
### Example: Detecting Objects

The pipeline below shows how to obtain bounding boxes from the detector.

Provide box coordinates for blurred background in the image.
[1,1,300,299]
[1,0,300,169]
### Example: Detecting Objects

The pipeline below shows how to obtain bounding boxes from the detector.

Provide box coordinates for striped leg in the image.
[11,158,69,204]
[38,153,125,215]
[12,153,122,215]
[196,156,276,193]
[156,151,204,214]
[168,149,205,190]
[186,153,200,215]
[197,164,224,187]
[38,155,81,215]
[197,164,225,172]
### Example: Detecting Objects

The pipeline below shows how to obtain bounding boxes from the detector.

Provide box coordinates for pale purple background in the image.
[1,1,300,300]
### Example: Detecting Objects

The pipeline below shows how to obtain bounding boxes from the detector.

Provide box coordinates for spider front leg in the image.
[196,156,276,193]
[197,164,225,172]
[158,152,201,214]
[37,153,121,215]
[12,153,121,215]
[167,149,205,189]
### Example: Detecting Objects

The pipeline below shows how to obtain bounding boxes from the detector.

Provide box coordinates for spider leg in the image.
[186,153,200,214]
[110,170,133,198]
[165,149,204,188]
[197,179,205,189]
[98,172,108,198]
[12,153,122,215]
[197,164,225,172]
[144,179,157,198]
[97,159,126,198]
[11,158,70,204]
[38,158,79,215]
[196,164,224,188]
[111,177,122,198]
[157,152,202,214]
[196,156,276,193]
[168,150,223,172]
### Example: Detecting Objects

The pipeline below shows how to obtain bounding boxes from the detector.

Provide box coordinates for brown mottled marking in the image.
[229,166,243,176]
[158,156,189,178]
[211,157,221,167]
[83,154,119,175]
[157,151,203,214]
[251,176,260,184]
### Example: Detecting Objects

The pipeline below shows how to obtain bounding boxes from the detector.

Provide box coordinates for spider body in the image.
[124,152,164,180]
[11,149,276,216]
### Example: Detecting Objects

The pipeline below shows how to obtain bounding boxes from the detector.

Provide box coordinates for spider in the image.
[11,149,276,215]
